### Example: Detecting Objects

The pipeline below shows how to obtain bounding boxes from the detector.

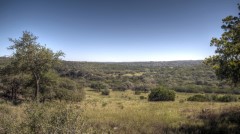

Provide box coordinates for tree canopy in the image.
[204,4,240,87]
[5,31,64,102]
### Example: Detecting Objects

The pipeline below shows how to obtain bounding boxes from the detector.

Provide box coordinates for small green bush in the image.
[101,89,110,95]
[187,94,238,102]
[187,94,210,102]
[90,82,108,92]
[217,95,238,102]
[148,87,175,101]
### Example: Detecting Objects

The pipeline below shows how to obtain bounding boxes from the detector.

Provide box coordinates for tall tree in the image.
[8,31,64,101]
[204,4,240,87]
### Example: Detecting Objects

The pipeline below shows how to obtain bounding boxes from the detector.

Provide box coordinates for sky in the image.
[0,0,239,62]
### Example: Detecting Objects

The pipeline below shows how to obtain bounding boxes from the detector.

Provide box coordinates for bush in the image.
[187,94,238,102]
[187,94,210,102]
[55,88,85,102]
[217,95,238,102]
[101,89,110,95]
[148,87,175,101]
[90,82,108,92]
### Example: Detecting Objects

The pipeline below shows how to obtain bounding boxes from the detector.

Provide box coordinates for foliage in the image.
[6,31,64,102]
[148,87,175,101]
[217,94,238,102]
[90,81,108,92]
[204,4,240,86]
[112,81,134,91]
[187,94,211,102]
[101,89,110,95]
[134,84,151,93]
[0,32,85,103]
[2,56,230,95]
[187,94,238,102]
[54,77,85,102]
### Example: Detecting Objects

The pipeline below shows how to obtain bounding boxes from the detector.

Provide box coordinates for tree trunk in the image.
[35,78,40,102]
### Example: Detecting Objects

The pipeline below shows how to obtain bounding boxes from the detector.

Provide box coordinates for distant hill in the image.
[0,56,203,67]
[107,60,203,67]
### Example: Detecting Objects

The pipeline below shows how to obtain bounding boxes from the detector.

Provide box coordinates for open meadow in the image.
[1,1,240,133]
[1,56,240,133]
[1,89,240,134]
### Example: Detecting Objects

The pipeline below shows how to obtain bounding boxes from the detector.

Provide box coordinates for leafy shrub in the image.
[59,77,77,90]
[101,89,110,95]
[217,95,238,102]
[187,94,238,102]
[187,94,210,102]
[55,88,85,102]
[90,82,108,92]
[148,87,175,101]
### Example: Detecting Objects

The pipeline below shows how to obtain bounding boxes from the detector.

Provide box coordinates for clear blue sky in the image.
[0,0,239,62]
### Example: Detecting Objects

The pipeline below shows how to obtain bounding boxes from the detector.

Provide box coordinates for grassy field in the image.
[1,89,240,134]
[77,89,240,133]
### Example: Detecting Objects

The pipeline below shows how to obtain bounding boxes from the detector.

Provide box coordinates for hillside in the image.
[0,57,235,94]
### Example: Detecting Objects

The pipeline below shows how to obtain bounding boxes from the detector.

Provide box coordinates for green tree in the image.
[8,31,64,102]
[0,61,25,102]
[204,4,240,87]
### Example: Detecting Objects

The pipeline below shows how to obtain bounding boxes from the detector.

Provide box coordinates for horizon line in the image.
[0,55,205,63]
[63,59,204,63]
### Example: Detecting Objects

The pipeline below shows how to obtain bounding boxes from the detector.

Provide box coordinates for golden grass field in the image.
[76,89,240,133]
[1,89,240,134]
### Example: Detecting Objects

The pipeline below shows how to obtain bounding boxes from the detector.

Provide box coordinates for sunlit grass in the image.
[77,89,240,133]
[1,89,240,133]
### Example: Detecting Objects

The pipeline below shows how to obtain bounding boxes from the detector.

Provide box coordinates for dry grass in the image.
[1,89,240,133]
[76,89,240,133]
